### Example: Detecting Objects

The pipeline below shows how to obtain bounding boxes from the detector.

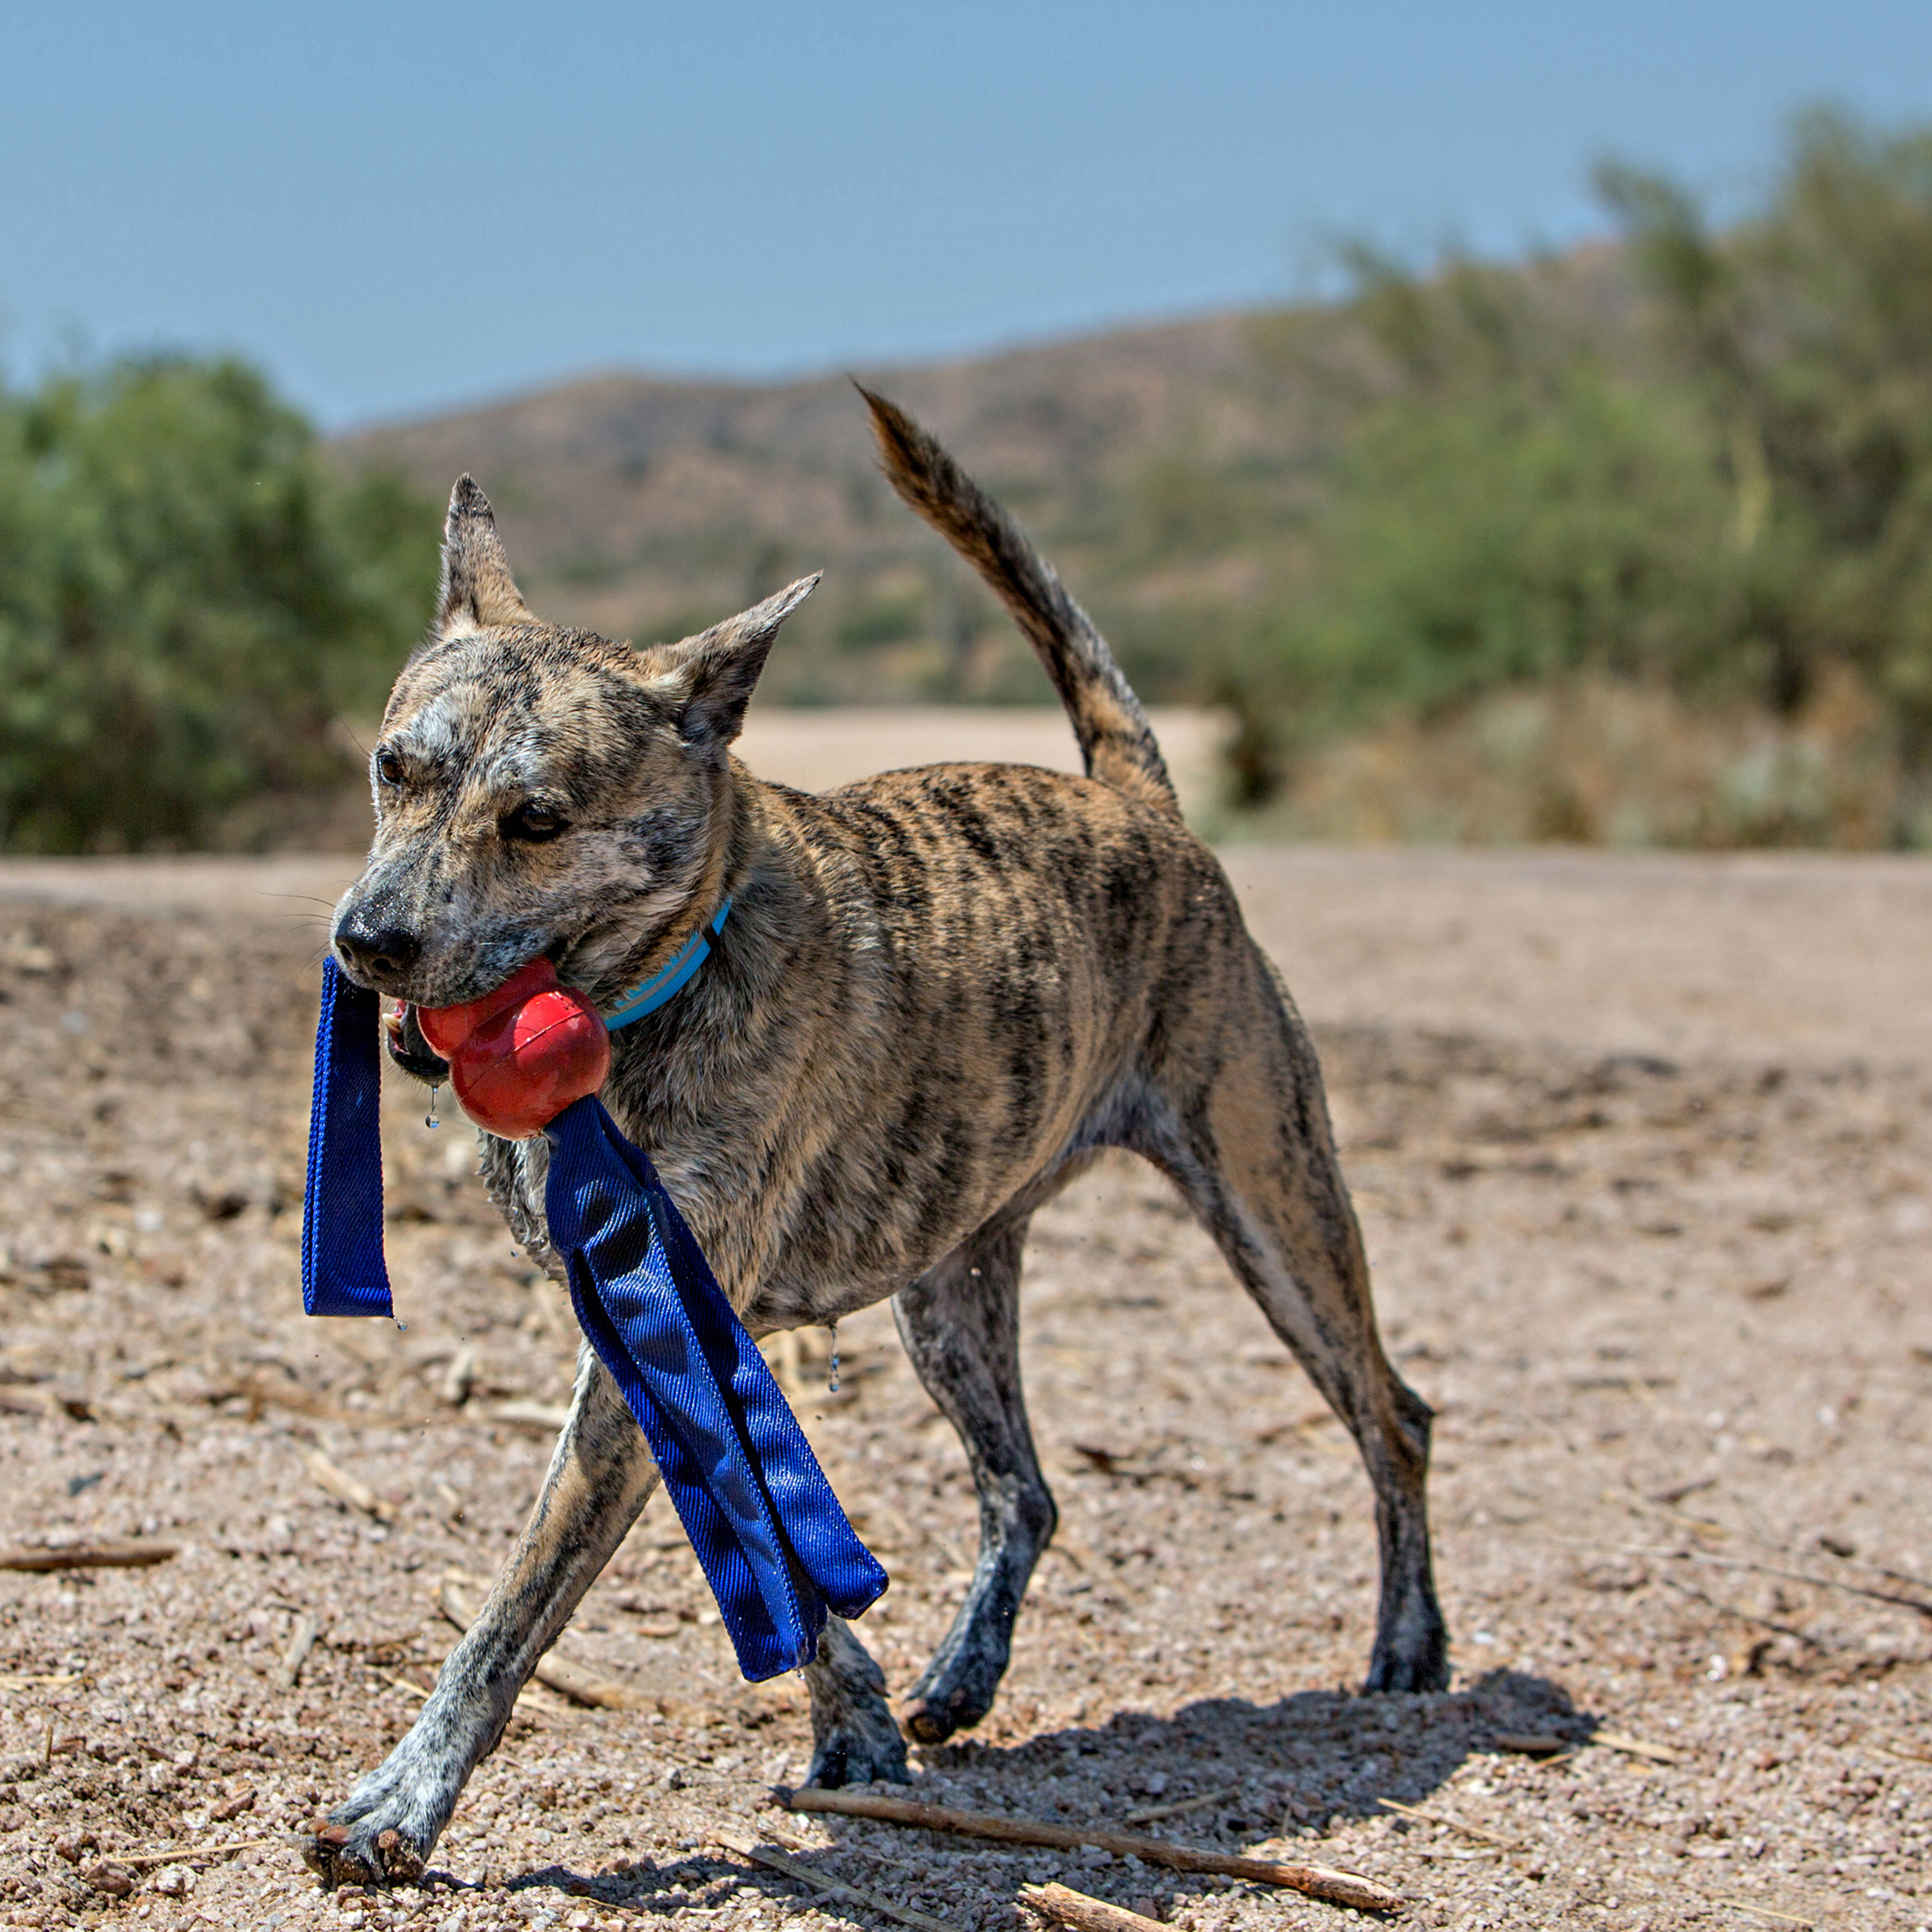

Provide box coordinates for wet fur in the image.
[309,393,1446,1887]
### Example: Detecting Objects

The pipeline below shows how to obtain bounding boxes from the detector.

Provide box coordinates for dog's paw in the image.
[804,1716,910,1790]
[305,1822,427,1889]
[304,1751,455,1889]
[1364,1602,1450,1694]
[900,1644,1003,1746]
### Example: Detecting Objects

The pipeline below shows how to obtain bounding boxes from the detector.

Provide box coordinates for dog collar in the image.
[603,898,732,1031]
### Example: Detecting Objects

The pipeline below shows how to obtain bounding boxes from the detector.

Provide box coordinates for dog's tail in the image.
[858,386,1180,819]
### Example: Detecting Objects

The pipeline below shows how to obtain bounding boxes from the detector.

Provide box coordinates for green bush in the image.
[0,355,439,851]
[1226,110,1932,843]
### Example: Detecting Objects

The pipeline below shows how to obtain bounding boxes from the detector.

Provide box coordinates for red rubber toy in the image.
[413,958,611,1140]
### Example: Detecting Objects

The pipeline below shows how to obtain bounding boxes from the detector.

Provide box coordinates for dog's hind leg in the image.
[307,1347,658,1886]
[1137,958,1448,1695]
[891,1217,1057,1745]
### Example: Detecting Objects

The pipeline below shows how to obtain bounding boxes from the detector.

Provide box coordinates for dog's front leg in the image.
[307,1346,658,1888]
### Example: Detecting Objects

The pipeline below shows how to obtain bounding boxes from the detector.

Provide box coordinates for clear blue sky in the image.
[7,1,1932,429]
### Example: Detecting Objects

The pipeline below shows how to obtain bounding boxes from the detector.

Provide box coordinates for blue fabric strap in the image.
[299,957,886,1680]
[301,956,395,1318]
[544,1095,887,1678]
[605,900,731,1030]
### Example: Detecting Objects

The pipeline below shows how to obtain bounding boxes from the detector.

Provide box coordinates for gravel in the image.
[0,849,1927,1932]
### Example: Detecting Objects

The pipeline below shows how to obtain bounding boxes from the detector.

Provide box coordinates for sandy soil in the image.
[0,846,1928,1932]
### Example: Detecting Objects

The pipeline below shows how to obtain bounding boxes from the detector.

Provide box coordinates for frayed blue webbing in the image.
[301,957,394,1318]
[298,951,885,1679]
[544,1094,886,1678]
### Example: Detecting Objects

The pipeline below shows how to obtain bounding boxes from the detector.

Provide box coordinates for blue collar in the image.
[603,898,732,1030]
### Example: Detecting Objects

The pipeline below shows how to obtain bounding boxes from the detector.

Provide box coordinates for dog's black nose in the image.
[334,920,422,982]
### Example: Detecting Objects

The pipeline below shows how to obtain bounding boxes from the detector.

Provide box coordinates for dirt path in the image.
[0,849,1927,1932]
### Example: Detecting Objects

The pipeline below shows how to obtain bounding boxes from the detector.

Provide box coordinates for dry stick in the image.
[1121,1786,1239,1826]
[489,1400,573,1434]
[279,1613,321,1690]
[1656,1574,1827,1650]
[1590,1730,1685,1766]
[1488,1732,1571,1757]
[115,1839,270,1869]
[779,1788,1406,1915]
[232,1375,359,1424]
[711,1826,965,1932]
[0,1542,175,1573]
[1021,1881,1166,1932]
[1873,1738,1932,1766]
[298,1446,394,1522]
[1538,1534,1932,1620]
[1376,1798,1523,1852]
[435,1574,651,1712]
[1696,1894,1817,1929]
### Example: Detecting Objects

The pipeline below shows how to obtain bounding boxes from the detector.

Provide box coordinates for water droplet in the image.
[425,1084,441,1130]
[828,1321,840,1395]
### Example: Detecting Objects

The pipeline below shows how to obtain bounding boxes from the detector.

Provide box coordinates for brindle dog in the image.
[308,390,1446,1886]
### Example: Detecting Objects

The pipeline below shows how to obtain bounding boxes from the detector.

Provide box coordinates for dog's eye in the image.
[503,802,567,842]
[375,748,404,787]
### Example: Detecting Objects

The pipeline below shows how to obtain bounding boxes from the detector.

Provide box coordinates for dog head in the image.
[331,477,814,1025]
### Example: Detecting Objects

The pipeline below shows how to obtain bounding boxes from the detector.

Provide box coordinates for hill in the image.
[330,307,1361,707]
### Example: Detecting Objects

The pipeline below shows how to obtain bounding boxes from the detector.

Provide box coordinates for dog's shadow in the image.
[507,1669,1588,1918]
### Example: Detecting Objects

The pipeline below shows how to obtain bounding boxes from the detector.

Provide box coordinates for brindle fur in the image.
[308,392,1446,1887]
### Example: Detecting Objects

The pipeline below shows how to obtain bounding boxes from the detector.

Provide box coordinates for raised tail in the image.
[858,386,1180,819]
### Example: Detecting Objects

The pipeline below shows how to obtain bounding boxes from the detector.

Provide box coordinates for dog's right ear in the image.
[637,574,820,752]
[437,476,533,632]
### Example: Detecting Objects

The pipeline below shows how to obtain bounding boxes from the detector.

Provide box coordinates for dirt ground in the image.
[0,843,1928,1932]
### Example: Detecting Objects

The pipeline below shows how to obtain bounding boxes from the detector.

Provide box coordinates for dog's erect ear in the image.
[437,475,532,632]
[641,574,820,750]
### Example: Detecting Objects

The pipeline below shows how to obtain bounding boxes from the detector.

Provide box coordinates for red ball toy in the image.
[414,958,611,1140]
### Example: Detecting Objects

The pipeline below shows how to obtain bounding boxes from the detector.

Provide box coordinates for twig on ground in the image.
[1377,1797,1526,1852]
[779,1788,1406,1915]
[279,1613,321,1689]
[1873,1738,1932,1766]
[0,1542,175,1573]
[435,1572,649,1710]
[1590,1730,1685,1766]
[1533,1534,1932,1620]
[489,1400,573,1434]
[1249,1407,1336,1448]
[710,1824,965,1932]
[1696,1893,1817,1927]
[1488,1733,1571,1757]
[298,1445,394,1521]
[1604,1487,1734,1539]
[115,1839,270,1869]
[439,1345,477,1408]
[1657,1575,1828,1649]
[1021,1880,1166,1932]
[1122,1785,1238,1826]
[232,1375,357,1424]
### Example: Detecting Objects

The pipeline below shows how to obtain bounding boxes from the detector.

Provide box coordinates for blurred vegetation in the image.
[0,355,438,851]
[1198,109,1932,846]
[14,113,1932,850]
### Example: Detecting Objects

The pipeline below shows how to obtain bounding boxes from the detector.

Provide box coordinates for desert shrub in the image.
[1226,110,1932,844]
[0,355,438,851]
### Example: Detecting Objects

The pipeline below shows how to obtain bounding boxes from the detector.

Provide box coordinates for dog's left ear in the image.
[439,475,533,632]
[641,574,820,750]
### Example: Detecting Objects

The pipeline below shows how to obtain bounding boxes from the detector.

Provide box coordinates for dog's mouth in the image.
[381,929,587,1084]
[384,1001,451,1084]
